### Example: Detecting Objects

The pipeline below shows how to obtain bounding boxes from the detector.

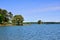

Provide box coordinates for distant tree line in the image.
[0,8,60,26]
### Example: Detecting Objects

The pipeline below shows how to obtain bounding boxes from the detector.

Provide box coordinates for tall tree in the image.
[0,9,2,14]
[8,12,13,23]
[0,9,3,23]
[38,20,42,24]
[0,8,13,24]
[2,9,8,22]
[0,14,3,24]
[8,12,13,19]
[12,15,24,25]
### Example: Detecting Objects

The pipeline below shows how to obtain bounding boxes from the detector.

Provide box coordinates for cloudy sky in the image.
[0,0,60,22]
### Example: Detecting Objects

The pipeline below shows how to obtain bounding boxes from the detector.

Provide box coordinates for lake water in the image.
[0,24,60,40]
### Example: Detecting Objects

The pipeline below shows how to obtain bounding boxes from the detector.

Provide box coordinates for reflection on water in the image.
[0,24,60,40]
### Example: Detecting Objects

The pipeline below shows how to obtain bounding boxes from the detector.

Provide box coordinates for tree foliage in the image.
[0,8,13,24]
[38,20,42,24]
[0,14,3,24]
[12,15,24,25]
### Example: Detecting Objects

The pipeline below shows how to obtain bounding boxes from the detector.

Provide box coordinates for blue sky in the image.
[0,0,60,22]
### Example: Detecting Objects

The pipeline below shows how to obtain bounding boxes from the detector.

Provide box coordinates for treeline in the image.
[23,22,37,24]
[0,8,60,26]
[23,22,60,24]
[0,8,24,26]
[23,20,42,24]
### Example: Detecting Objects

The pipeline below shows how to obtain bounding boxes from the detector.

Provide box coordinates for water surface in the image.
[0,24,60,40]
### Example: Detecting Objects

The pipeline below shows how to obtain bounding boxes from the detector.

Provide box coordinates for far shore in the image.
[0,22,60,26]
[0,24,32,26]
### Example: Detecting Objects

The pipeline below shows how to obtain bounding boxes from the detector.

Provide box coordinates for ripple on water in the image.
[0,24,60,40]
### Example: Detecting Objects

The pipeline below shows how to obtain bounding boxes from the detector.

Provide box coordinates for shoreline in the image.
[0,23,60,26]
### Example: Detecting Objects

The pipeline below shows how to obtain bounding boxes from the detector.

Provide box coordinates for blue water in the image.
[0,24,60,40]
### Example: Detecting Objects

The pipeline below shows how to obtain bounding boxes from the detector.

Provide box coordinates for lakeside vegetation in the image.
[0,8,60,26]
[0,8,24,26]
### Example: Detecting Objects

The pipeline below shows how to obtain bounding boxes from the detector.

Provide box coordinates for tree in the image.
[8,12,13,23]
[0,14,3,24]
[8,12,13,19]
[0,8,13,24]
[12,15,24,25]
[38,20,42,24]
[0,9,3,24]
[0,9,2,14]
[2,9,8,22]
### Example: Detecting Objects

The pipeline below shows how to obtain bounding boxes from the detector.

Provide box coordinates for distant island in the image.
[0,8,60,26]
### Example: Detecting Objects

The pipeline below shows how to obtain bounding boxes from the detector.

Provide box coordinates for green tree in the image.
[12,15,24,25]
[8,12,13,19]
[2,9,8,22]
[0,9,3,23]
[0,8,13,24]
[38,20,42,24]
[0,9,2,14]
[8,12,13,23]
[0,14,3,24]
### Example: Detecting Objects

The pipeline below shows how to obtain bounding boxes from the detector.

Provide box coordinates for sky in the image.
[0,0,60,22]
